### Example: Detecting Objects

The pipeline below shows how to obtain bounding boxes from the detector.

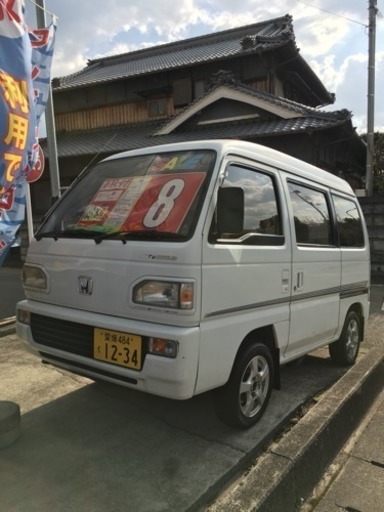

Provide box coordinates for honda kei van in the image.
[16,140,370,428]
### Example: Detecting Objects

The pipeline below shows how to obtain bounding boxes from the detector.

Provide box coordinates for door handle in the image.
[295,271,304,291]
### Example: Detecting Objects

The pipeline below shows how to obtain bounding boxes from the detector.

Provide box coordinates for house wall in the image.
[53,53,288,133]
[55,98,174,132]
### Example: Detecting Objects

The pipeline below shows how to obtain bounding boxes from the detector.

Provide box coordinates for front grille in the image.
[31,314,94,357]
[30,314,148,371]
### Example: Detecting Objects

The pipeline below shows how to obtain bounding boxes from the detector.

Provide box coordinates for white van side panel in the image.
[278,173,341,359]
[197,158,292,392]
[197,249,291,392]
[338,198,371,326]
[338,248,370,332]
[286,246,341,358]
[196,311,289,393]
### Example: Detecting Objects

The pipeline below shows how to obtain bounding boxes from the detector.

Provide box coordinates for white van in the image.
[16,140,370,428]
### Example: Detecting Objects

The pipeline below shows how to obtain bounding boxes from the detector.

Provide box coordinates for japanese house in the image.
[34,14,366,217]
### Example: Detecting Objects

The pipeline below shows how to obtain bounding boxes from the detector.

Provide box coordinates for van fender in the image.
[236,328,281,390]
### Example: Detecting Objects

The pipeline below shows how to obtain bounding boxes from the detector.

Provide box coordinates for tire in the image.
[329,311,361,366]
[214,343,274,429]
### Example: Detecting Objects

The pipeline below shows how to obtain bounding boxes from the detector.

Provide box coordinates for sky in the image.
[24,0,384,134]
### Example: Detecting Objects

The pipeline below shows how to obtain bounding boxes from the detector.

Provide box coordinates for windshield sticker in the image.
[77,177,135,228]
[77,172,205,233]
[147,151,214,173]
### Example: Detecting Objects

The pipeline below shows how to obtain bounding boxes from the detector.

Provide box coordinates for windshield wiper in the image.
[35,228,106,241]
[36,228,187,243]
[93,229,187,244]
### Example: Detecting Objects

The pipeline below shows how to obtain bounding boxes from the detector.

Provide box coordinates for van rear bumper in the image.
[16,300,200,400]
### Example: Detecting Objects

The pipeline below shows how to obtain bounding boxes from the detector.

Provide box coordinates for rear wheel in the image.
[214,343,274,429]
[329,311,361,366]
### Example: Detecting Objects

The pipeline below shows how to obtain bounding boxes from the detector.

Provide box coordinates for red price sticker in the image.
[122,173,205,232]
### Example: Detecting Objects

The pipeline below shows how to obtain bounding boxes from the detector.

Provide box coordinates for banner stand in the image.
[26,185,34,244]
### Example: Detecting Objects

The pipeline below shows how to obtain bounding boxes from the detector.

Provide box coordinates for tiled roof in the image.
[42,110,351,159]
[155,81,339,135]
[53,16,296,91]
[233,83,333,117]
[44,77,353,159]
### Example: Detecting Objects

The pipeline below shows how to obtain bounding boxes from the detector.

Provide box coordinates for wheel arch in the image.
[346,302,365,340]
[235,325,281,389]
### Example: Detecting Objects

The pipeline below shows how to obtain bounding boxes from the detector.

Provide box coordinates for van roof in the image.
[104,139,355,196]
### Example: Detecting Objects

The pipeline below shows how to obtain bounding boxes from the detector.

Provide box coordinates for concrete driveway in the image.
[1,332,355,512]
[1,269,383,512]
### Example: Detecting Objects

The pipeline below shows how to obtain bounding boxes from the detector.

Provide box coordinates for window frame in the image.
[287,179,337,248]
[331,193,365,248]
[148,98,168,118]
[210,163,285,246]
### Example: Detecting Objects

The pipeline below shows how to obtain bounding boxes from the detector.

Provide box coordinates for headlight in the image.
[133,280,194,310]
[22,264,48,291]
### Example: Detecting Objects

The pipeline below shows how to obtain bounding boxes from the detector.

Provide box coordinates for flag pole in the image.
[26,185,34,243]
[35,0,61,203]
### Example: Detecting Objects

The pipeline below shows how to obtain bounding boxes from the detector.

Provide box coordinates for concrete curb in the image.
[0,317,16,338]
[209,347,384,512]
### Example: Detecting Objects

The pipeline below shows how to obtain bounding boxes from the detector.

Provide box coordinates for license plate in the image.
[94,328,142,370]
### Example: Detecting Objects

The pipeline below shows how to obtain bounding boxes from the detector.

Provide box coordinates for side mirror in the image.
[216,187,244,235]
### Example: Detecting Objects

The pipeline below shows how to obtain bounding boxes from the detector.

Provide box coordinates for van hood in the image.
[23,239,201,327]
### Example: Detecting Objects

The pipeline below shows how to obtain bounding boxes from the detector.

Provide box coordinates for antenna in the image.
[80,133,118,174]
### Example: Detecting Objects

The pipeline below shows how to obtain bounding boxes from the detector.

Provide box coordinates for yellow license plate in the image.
[94,328,142,370]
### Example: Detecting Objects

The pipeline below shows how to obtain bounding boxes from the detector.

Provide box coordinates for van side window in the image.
[288,182,332,245]
[217,165,282,243]
[332,195,364,247]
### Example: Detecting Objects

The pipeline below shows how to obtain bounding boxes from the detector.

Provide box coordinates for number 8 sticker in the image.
[143,178,185,228]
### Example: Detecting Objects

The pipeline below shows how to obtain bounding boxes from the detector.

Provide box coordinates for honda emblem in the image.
[78,275,93,295]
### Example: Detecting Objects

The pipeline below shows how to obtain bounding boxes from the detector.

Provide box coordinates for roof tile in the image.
[54,16,295,90]
[42,113,349,159]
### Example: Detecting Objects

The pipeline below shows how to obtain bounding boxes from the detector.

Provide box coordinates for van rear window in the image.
[332,195,365,247]
[288,182,332,246]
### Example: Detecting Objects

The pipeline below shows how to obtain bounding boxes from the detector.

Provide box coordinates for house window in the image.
[148,98,168,118]
[194,80,205,100]
[173,78,192,107]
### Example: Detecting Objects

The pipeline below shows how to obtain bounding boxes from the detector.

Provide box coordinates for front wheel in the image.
[329,311,361,366]
[214,343,274,429]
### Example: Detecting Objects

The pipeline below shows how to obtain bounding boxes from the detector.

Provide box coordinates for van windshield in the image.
[36,149,216,242]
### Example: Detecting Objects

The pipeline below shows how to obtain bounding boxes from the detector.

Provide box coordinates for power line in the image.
[295,0,367,27]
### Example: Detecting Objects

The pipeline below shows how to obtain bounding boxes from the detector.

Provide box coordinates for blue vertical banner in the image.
[29,19,56,126]
[0,0,56,265]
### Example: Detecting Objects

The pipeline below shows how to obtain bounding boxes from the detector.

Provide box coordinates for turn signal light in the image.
[148,337,178,358]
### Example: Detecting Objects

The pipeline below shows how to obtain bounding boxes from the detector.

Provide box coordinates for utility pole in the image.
[366,0,377,196]
[35,0,61,203]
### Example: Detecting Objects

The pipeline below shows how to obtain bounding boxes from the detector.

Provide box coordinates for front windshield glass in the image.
[37,149,216,242]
